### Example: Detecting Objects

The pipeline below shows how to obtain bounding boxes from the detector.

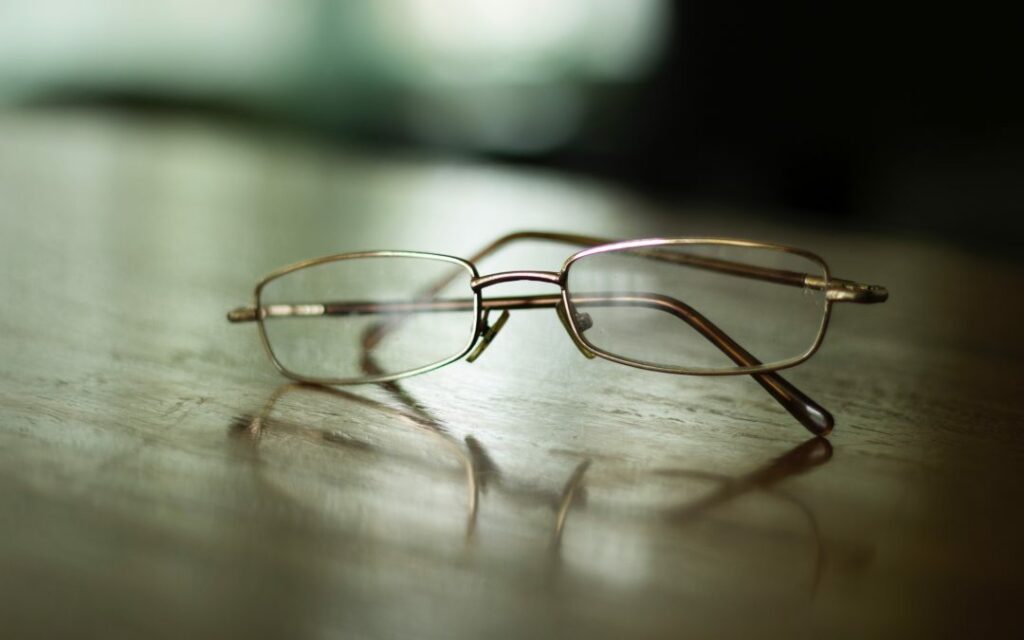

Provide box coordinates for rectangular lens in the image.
[258,254,477,382]
[565,242,828,372]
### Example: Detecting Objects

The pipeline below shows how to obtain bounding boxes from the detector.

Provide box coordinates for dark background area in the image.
[487,4,1023,250]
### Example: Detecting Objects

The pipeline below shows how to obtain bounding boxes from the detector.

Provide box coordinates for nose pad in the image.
[466,309,511,363]
[574,311,594,332]
[556,302,597,359]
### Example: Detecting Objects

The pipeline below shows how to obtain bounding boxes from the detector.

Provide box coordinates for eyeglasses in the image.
[227,231,888,436]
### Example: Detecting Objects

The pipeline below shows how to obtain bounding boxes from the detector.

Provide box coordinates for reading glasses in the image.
[228,231,888,436]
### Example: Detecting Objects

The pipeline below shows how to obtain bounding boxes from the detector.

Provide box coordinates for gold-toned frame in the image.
[559,237,833,376]
[252,250,483,386]
[228,231,889,436]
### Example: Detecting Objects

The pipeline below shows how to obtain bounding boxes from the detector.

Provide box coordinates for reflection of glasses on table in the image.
[228,231,888,436]
[233,382,835,594]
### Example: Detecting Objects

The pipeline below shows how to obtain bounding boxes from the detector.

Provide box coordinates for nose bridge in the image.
[471,270,563,291]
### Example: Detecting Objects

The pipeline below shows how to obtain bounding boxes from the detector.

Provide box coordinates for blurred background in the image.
[2,5,1023,638]
[0,0,1020,251]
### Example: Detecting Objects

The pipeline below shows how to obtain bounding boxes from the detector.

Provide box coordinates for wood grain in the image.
[1,108,1022,639]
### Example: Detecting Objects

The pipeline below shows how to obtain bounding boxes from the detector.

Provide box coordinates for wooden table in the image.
[2,109,1022,639]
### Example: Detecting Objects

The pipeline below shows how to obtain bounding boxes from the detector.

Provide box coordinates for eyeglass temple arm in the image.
[468,230,888,303]
[462,229,852,433]
[228,294,833,436]
[570,293,833,436]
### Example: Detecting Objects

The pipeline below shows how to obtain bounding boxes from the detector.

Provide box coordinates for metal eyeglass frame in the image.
[228,231,888,437]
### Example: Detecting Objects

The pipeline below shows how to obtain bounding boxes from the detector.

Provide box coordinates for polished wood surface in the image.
[1,109,1022,639]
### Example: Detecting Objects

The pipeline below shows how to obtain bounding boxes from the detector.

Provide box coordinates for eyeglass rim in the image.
[559,237,834,376]
[249,238,835,383]
[253,250,484,385]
